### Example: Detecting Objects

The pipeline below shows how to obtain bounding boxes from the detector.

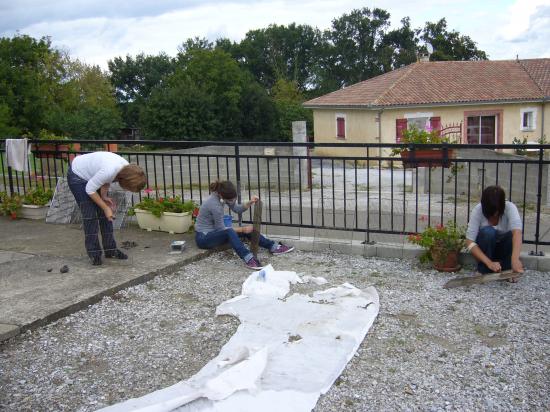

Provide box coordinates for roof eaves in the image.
[304,97,546,111]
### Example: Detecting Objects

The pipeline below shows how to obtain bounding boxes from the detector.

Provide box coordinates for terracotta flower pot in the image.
[34,143,71,159]
[400,149,454,168]
[431,248,461,272]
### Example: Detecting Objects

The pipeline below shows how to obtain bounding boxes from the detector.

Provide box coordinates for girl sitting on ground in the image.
[194,180,294,269]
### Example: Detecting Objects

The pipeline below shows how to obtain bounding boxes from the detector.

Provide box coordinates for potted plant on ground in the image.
[407,222,466,272]
[392,126,456,168]
[0,192,22,220]
[20,187,53,219]
[129,195,197,234]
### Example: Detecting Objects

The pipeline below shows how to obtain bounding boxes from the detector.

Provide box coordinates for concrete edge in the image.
[1,249,215,344]
[269,235,550,272]
[0,324,20,341]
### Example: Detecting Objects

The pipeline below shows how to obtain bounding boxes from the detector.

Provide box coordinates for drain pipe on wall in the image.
[377,109,383,158]
[541,97,546,144]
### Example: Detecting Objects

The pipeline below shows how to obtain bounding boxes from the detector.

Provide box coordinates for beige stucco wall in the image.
[311,109,378,157]
[312,102,548,158]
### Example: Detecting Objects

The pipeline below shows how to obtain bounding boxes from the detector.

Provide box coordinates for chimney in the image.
[419,53,430,62]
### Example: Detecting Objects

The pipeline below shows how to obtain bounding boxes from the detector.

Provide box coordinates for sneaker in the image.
[245,258,264,270]
[91,255,102,266]
[105,249,128,260]
[272,243,295,255]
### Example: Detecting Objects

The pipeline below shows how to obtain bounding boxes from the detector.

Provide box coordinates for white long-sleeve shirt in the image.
[71,152,129,194]
[466,201,522,241]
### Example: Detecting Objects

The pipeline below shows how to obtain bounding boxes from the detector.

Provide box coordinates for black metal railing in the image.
[1,139,549,252]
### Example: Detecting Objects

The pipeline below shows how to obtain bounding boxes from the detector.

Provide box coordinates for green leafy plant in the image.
[0,192,22,219]
[129,196,197,218]
[392,126,457,156]
[38,129,68,141]
[22,187,53,206]
[407,222,466,264]
[512,137,527,155]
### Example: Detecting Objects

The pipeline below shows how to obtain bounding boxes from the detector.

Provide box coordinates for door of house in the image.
[466,116,496,144]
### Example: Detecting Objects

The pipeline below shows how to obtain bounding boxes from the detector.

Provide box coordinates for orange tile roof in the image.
[304,59,550,108]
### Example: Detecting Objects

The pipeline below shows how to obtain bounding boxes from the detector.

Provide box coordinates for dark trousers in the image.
[195,229,275,262]
[67,168,116,259]
[475,226,513,274]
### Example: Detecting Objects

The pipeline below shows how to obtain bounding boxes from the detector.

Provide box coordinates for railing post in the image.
[234,144,241,203]
[7,166,14,196]
[533,145,544,255]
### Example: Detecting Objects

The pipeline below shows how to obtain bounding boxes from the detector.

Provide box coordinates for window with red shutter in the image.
[336,117,346,139]
[396,118,407,143]
[430,117,441,132]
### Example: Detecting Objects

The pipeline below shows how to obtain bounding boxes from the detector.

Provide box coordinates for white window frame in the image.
[335,113,347,139]
[520,108,537,131]
[404,112,433,131]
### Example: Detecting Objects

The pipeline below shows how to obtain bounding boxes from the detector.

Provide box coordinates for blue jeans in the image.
[67,168,117,259]
[475,226,513,273]
[195,229,275,262]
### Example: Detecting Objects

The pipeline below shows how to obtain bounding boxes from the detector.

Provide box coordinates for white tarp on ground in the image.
[98,265,379,412]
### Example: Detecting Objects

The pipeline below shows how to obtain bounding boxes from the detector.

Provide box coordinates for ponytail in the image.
[210,180,236,200]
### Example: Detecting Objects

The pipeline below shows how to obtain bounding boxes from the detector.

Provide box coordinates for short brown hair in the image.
[116,164,146,192]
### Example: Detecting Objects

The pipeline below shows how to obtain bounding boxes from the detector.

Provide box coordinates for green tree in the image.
[322,7,391,88]
[47,61,122,139]
[235,24,322,92]
[272,79,312,141]
[379,17,418,72]
[0,34,64,136]
[420,18,488,61]
[108,53,175,127]
[141,70,218,140]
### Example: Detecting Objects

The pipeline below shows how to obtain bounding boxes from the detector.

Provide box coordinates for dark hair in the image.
[210,180,237,200]
[481,185,505,219]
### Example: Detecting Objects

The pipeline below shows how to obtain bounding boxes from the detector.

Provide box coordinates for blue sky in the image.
[0,0,548,68]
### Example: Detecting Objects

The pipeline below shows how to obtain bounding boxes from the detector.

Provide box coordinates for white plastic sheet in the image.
[99,265,379,412]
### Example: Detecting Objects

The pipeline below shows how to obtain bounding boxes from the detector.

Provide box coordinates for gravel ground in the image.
[1,250,549,411]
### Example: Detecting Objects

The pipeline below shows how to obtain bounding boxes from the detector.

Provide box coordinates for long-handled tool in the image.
[250,199,262,259]
[443,269,522,289]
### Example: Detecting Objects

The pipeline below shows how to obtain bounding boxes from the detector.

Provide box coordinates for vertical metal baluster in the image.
[279,157,283,224]
[343,158,347,229]
[161,154,167,197]
[170,155,175,197]
[286,157,292,224]
[179,155,184,200]
[197,155,203,205]
[152,155,159,196]
[267,153,272,223]
[320,158,325,227]
[354,159,358,230]
[332,159,335,227]
[298,154,303,226]
[187,155,193,201]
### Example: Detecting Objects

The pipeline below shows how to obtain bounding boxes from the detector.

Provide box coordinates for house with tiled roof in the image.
[303,58,549,157]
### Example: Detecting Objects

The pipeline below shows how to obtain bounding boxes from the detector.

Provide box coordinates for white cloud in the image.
[1,0,548,68]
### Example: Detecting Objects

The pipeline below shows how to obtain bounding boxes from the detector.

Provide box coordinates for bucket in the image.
[223,215,233,228]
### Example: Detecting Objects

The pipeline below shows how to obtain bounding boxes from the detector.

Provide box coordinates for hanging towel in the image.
[6,138,30,172]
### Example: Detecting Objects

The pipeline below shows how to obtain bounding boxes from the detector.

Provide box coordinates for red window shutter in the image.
[337,117,345,138]
[396,118,407,143]
[430,117,441,132]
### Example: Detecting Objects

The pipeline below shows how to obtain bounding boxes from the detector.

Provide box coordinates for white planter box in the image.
[134,209,192,234]
[20,204,49,220]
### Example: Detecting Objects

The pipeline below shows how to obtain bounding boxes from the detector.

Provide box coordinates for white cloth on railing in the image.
[6,138,31,172]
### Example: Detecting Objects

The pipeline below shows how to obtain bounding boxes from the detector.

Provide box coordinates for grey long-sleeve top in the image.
[194,193,247,234]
